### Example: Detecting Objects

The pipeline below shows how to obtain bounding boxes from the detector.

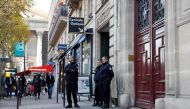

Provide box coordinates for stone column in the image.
[36,31,43,66]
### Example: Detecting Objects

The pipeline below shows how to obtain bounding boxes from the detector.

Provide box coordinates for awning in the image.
[16,70,31,76]
[58,34,86,60]
[28,65,53,72]
[58,28,93,60]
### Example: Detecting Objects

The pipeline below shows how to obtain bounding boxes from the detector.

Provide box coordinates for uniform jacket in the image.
[99,62,114,81]
[94,65,102,82]
[64,62,78,81]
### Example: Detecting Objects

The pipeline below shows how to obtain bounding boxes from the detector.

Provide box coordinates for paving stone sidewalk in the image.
[0,94,121,109]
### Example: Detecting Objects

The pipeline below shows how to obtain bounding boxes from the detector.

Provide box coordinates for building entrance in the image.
[99,23,110,58]
[134,0,165,108]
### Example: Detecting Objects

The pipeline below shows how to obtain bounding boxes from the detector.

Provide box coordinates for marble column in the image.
[36,31,43,66]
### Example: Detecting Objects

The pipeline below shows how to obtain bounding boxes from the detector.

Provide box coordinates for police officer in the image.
[99,56,114,109]
[64,56,80,108]
[93,60,102,106]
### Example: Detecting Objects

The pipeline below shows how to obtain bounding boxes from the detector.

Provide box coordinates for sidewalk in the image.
[0,94,121,109]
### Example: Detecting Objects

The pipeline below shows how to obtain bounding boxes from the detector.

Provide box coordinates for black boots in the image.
[74,104,80,108]
[65,104,80,108]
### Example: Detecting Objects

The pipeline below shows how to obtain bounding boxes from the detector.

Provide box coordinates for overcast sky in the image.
[26,0,52,19]
[33,0,52,14]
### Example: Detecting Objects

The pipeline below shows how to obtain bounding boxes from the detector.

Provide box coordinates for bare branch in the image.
[0,0,9,9]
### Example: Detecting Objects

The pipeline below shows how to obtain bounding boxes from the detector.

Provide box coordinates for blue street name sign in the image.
[58,44,67,51]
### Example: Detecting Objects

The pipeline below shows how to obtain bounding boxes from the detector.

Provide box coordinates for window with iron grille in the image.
[137,0,149,31]
[154,0,165,22]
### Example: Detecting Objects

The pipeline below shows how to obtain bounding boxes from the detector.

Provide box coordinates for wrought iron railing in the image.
[49,4,68,42]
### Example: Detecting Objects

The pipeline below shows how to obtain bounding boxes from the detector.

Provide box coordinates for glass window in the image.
[82,39,90,75]
[154,0,165,22]
[137,0,149,31]
[75,46,81,74]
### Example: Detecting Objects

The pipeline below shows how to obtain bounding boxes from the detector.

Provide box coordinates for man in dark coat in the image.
[46,73,55,99]
[93,60,102,106]
[19,74,26,97]
[99,56,114,109]
[5,74,15,98]
[64,56,80,108]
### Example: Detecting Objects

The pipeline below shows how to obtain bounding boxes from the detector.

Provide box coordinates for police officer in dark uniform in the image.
[99,56,114,109]
[93,60,102,106]
[64,56,80,108]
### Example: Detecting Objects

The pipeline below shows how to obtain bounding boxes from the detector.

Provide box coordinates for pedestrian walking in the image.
[19,74,26,97]
[64,56,80,108]
[41,76,46,95]
[33,74,41,100]
[5,74,15,98]
[99,56,114,109]
[92,60,102,106]
[46,73,54,99]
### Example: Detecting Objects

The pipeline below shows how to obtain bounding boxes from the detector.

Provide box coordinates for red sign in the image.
[28,65,53,72]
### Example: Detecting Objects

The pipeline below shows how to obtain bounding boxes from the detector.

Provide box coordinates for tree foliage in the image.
[0,0,33,56]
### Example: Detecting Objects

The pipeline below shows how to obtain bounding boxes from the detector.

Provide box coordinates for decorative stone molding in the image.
[96,1,110,30]
[177,0,190,26]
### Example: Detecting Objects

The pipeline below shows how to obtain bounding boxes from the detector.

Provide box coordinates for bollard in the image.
[57,81,59,103]
[17,90,19,109]
[63,79,65,107]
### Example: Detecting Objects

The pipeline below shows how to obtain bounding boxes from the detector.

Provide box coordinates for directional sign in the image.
[14,43,25,57]
[69,17,84,33]
[58,44,67,51]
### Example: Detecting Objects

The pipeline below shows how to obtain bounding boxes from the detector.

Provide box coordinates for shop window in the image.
[74,46,81,74]
[82,39,90,75]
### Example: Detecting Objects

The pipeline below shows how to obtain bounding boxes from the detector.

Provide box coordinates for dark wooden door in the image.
[135,32,154,108]
[153,25,165,99]
[135,0,165,108]
[100,32,109,58]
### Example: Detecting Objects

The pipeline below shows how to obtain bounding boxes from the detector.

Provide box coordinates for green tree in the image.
[0,0,33,95]
[0,0,33,56]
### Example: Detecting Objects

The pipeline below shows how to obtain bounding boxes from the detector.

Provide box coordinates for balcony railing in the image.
[66,0,81,10]
[49,4,68,43]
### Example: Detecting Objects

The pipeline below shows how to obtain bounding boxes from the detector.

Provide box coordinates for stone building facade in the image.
[48,0,190,109]
[118,0,190,109]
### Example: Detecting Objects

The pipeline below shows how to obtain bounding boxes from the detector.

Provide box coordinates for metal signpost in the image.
[14,42,25,109]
